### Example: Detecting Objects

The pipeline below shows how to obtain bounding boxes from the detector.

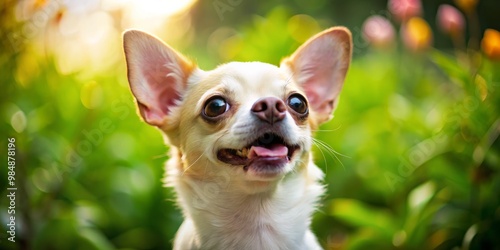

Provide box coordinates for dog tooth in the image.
[235,148,248,157]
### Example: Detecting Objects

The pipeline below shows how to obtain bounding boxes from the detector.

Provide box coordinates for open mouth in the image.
[217,133,299,172]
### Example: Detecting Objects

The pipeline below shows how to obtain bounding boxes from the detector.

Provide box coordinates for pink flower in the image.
[401,17,433,52]
[388,0,422,22]
[362,15,396,48]
[437,4,465,37]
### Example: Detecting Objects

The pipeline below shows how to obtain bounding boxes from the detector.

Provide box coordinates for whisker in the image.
[313,138,350,158]
[152,152,169,160]
[311,137,349,170]
[311,124,342,133]
[181,152,204,176]
[311,128,341,132]
[311,139,329,175]
[180,138,215,175]
[154,137,208,160]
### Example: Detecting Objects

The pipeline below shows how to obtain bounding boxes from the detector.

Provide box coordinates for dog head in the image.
[123,27,351,190]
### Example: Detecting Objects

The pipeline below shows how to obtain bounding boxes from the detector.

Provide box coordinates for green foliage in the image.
[1,1,500,250]
[312,46,500,249]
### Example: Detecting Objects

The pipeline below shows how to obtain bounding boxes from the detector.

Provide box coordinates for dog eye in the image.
[287,94,308,114]
[203,96,229,118]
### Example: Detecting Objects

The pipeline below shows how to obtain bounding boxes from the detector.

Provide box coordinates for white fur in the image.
[168,157,324,250]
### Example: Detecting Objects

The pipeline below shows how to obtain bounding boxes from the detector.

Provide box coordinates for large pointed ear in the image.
[281,27,352,124]
[123,30,196,127]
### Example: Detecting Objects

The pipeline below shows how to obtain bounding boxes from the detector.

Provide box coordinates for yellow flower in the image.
[481,29,500,61]
[34,0,48,10]
[401,17,433,52]
[453,0,478,14]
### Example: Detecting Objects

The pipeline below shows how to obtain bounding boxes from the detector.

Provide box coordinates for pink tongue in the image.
[248,144,288,159]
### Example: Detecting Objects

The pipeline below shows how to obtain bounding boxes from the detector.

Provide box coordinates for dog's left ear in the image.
[281,27,352,124]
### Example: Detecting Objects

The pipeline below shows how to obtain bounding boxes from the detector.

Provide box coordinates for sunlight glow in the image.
[24,0,197,75]
[105,0,197,31]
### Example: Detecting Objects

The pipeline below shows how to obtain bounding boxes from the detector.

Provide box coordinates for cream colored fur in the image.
[123,27,352,250]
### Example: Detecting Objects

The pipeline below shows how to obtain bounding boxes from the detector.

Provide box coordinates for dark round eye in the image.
[288,94,308,114]
[203,96,229,118]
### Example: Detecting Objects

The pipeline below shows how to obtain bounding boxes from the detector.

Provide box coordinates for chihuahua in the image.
[123,26,352,250]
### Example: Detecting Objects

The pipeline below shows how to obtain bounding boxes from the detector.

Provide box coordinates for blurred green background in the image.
[1,0,500,249]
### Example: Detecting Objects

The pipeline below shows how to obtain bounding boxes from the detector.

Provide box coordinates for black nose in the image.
[251,97,286,124]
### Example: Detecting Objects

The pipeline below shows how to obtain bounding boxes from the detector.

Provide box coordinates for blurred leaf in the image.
[430,50,470,87]
[78,228,114,250]
[112,228,159,249]
[328,198,397,238]
[408,181,435,212]
[343,228,394,250]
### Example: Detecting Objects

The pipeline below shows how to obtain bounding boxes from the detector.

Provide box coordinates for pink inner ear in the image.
[285,28,351,122]
[141,58,182,110]
[299,49,345,114]
[124,30,195,127]
[135,65,182,126]
[131,54,184,126]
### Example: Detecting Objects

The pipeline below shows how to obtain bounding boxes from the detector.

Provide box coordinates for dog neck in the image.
[165,147,325,249]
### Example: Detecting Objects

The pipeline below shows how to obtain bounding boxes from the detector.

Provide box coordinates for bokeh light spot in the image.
[107,132,135,160]
[287,14,320,43]
[31,166,57,193]
[80,81,104,109]
[11,110,27,133]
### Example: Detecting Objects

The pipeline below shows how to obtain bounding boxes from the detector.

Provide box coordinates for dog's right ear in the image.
[123,30,196,127]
